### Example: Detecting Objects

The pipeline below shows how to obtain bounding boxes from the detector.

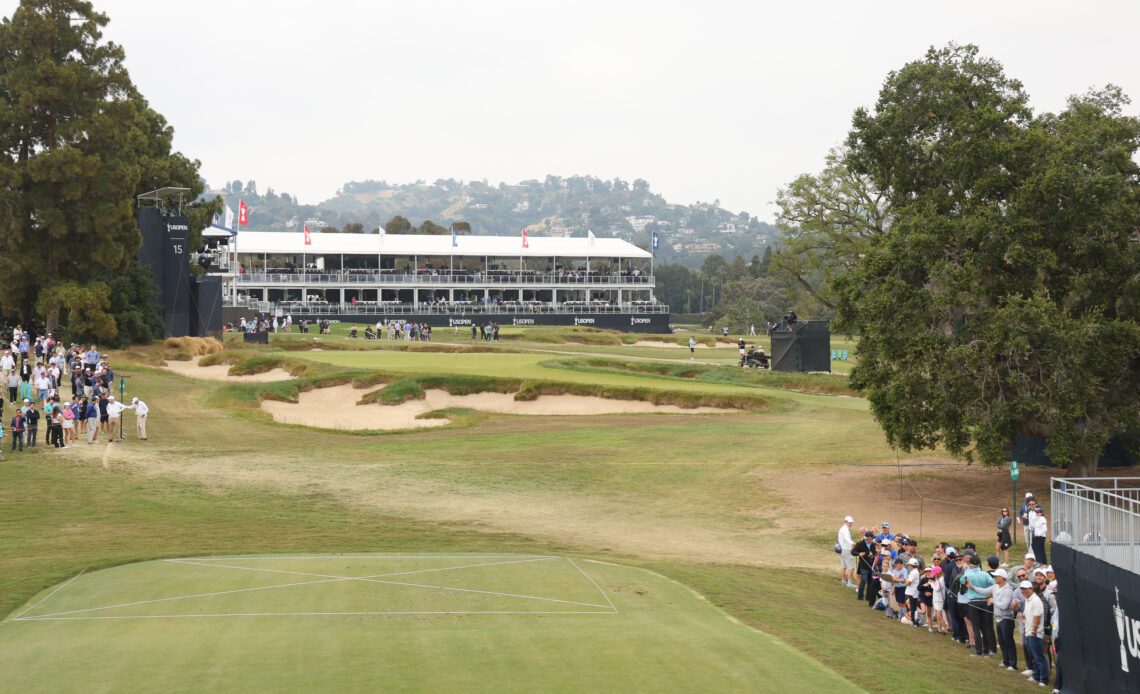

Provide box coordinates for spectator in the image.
[852,531,876,601]
[1021,490,1039,549]
[992,569,1018,672]
[837,515,856,588]
[1020,580,1049,686]
[996,507,1013,566]
[963,554,997,657]
[1030,509,1049,565]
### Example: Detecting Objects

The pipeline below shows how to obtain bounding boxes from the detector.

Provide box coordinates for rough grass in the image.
[118,337,224,366]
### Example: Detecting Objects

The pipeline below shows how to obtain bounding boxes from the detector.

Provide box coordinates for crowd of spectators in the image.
[837,496,1060,690]
[2,326,148,456]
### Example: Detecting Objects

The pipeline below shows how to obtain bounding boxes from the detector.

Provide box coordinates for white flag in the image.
[587,230,596,247]
[224,205,235,230]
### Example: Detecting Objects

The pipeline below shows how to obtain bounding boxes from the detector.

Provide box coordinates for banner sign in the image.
[1053,542,1140,693]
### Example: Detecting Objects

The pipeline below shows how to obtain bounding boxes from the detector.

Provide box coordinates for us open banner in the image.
[1052,542,1140,693]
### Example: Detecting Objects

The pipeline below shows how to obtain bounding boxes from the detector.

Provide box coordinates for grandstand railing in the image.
[225,298,669,315]
[235,271,653,286]
[1051,477,1140,574]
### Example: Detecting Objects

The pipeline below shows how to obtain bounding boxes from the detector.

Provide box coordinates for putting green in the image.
[1,554,861,693]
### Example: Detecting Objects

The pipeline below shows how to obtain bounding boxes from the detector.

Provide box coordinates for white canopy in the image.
[233,230,651,259]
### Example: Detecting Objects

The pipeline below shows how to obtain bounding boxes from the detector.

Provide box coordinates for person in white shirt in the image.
[1030,511,1049,565]
[904,558,921,624]
[838,515,856,587]
[0,350,14,375]
[131,397,149,440]
[1020,580,1049,685]
[105,396,134,442]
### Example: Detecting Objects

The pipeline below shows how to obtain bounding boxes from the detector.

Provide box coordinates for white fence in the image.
[1051,477,1140,575]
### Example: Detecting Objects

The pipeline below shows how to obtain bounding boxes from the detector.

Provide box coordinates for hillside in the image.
[211,176,778,269]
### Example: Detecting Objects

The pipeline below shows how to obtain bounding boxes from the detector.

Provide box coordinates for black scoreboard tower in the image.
[138,205,190,338]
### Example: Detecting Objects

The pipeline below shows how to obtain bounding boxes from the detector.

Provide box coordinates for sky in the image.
[5,0,1139,220]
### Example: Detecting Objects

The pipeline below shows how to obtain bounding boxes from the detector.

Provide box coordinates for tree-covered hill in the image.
[211,175,777,269]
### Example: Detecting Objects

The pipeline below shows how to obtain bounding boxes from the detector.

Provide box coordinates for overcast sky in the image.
[5,0,1139,219]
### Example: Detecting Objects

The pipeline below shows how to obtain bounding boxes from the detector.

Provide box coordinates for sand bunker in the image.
[260,384,736,431]
[162,356,294,382]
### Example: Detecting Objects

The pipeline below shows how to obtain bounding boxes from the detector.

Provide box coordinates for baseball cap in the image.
[881,522,890,528]
[1045,565,1054,574]
[844,515,854,523]
[1025,552,1036,560]
[929,566,943,577]
[945,547,958,557]
[969,555,981,566]
[864,531,874,538]
[1019,580,1033,589]
[1025,492,1034,498]
[908,558,918,566]
[993,569,1009,580]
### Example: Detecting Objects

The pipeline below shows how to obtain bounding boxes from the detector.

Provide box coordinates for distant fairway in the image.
[1,554,860,693]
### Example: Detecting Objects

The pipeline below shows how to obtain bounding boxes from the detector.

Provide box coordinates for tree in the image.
[342,222,364,234]
[772,148,890,309]
[451,221,471,234]
[834,44,1140,476]
[0,0,144,327]
[418,219,448,235]
[0,0,215,341]
[384,215,413,234]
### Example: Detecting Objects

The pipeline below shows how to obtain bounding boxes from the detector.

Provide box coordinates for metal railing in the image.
[235,271,653,286]
[1051,477,1140,575]
[226,300,668,316]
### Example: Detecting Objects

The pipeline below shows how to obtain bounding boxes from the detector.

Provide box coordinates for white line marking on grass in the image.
[24,576,351,619]
[174,554,559,561]
[166,556,559,582]
[567,559,618,613]
[15,610,619,622]
[12,570,86,620]
[356,577,612,610]
[168,557,610,609]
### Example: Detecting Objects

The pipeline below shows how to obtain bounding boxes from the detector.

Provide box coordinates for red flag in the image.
[522,227,529,249]
[304,225,313,246]
[238,199,249,226]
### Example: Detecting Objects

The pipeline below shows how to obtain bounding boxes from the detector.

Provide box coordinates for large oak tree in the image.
[832,44,1140,475]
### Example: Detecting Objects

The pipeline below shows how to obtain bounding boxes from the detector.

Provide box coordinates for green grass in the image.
[0,330,1040,693]
[2,556,860,693]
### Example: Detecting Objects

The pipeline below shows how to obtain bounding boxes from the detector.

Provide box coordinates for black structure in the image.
[1053,544,1140,693]
[1052,478,1140,694]
[770,320,831,372]
[222,308,670,333]
[189,275,223,337]
[137,188,205,338]
[1013,434,1136,469]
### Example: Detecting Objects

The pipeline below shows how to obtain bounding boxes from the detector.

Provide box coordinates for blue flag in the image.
[651,231,659,251]
[451,227,458,247]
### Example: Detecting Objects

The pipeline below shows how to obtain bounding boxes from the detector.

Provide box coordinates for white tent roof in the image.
[203,225,236,238]
[233,230,651,259]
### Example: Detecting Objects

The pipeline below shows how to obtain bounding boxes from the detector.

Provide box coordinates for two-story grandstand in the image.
[201,229,669,332]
